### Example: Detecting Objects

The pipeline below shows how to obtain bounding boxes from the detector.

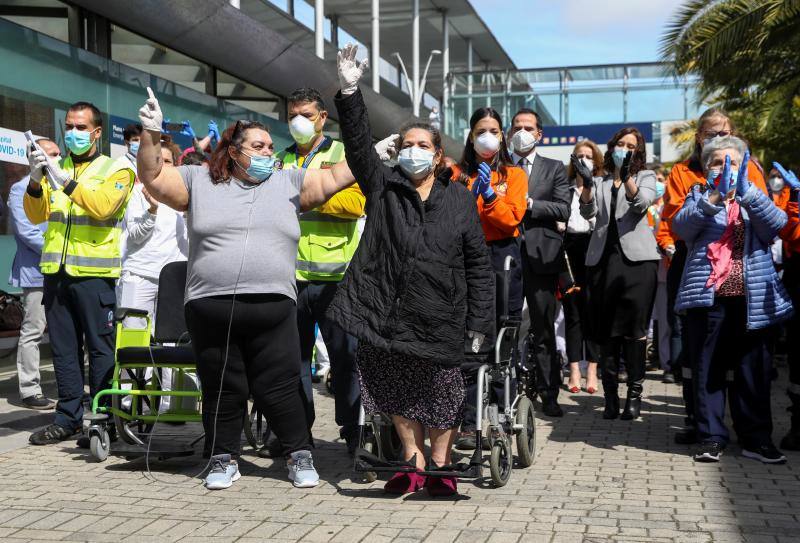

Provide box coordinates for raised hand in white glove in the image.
[467,330,486,354]
[41,152,70,190]
[337,44,368,96]
[138,86,163,132]
[28,145,47,185]
[374,134,400,161]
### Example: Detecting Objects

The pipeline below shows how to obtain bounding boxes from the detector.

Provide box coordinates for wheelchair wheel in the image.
[515,396,536,468]
[489,437,512,487]
[90,429,111,462]
[362,437,378,483]
[376,416,403,461]
[113,393,153,445]
[244,401,270,450]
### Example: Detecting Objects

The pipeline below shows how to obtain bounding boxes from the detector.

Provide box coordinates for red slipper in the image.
[425,475,458,497]
[384,470,425,494]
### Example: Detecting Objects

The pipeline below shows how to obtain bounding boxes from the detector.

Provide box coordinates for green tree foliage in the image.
[661,0,800,169]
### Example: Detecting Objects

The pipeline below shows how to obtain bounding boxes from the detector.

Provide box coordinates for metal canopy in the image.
[322,0,517,100]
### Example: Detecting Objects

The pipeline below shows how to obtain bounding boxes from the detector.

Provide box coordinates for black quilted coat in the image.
[327,90,494,365]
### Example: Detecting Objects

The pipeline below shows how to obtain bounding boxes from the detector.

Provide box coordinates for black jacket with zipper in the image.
[328,89,494,365]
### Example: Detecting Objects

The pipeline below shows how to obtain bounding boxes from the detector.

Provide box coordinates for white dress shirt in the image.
[512,150,537,177]
[566,185,595,234]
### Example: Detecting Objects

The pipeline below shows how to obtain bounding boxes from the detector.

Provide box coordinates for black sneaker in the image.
[675,427,699,445]
[542,399,564,417]
[22,394,55,410]
[29,424,80,445]
[662,372,676,384]
[454,433,476,451]
[694,441,724,462]
[741,443,787,464]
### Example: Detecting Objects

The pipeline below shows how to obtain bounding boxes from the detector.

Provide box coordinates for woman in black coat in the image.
[329,45,494,497]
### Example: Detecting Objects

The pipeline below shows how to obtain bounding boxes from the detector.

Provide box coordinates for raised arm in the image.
[300,161,357,212]
[137,87,189,211]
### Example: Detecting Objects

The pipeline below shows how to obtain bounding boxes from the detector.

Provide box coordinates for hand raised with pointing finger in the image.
[138,87,163,132]
[337,44,369,96]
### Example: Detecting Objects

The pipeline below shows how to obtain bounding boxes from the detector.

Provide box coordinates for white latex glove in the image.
[28,146,47,184]
[467,330,486,354]
[42,153,70,190]
[527,197,534,210]
[337,44,368,96]
[665,245,676,258]
[138,86,163,132]
[374,133,400,161]
[556,221,566,233]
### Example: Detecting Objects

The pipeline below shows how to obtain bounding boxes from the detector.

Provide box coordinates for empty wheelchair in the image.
[84,261,203,461]
[353,255,536,487]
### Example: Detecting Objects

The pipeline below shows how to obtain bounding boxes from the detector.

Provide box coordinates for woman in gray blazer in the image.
[578,127,660,421]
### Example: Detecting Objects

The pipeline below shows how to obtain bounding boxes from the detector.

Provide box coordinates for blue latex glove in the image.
[180,121,195,138]
[774,161,800,191]
[161,117,171,133]
[473,162,492,200]
[208,120,221,143]
[715,154,732,196]
[735,150,751,198]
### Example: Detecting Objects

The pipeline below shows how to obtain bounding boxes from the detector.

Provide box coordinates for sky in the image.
[470,0,686,69]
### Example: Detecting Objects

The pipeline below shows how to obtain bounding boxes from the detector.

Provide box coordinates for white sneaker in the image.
[204,454,241,490]
[287,450,320,488]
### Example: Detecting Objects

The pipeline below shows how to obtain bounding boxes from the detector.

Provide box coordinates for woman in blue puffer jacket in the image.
[673,135,793,465]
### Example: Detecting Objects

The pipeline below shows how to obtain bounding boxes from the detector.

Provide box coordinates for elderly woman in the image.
[673,136,792,464]
[579,128,661,422]
[330,45,494,497]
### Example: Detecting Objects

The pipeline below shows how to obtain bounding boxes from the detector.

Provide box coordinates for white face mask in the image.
[398,146,435,180]
[511,129,537,154]
[579,157,594,173]
[768,176,785,193]
[289,115,318,145]
[474,132,501,159]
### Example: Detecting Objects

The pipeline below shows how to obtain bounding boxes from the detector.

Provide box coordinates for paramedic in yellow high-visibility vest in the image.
[271,88,365,457]
[25,101,135,447]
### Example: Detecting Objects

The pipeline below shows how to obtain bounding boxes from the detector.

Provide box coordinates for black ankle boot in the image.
[603,391,620,419]
[621,383,642,420]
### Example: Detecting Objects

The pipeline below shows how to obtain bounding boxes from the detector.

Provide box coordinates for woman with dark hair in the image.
[579,127,660,420]
[330,45,494,496]
[562,140,604,394]
[135,88,358,491]
[450,107,527,450]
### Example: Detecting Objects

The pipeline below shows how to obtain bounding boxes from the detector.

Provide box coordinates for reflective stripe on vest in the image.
[280,139,361,282]
[39,154,133,278]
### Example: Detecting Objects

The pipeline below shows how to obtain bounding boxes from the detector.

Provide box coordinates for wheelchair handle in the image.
[503,255,517,272]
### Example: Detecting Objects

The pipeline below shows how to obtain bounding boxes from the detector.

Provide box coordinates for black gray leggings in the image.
[185,294,311,458]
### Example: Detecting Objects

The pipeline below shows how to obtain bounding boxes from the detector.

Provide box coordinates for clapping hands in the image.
[471,162,495,201]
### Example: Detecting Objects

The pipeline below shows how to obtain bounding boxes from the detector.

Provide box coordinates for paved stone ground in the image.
[1,360,799,542]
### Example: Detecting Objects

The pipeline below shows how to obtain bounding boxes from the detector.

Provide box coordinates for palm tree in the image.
[661,0,800,168]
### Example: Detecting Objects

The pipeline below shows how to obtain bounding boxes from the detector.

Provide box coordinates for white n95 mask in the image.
[511,129,537,154]
[289,115,317,145]
[474,132,501,159]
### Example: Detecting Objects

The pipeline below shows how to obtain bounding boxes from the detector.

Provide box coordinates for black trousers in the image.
[782,254,800,406]
[185,294,311,458]
[667,241,694,425]
[686,297,775,447]
[522,257,560,396]
[43,272,116,431]
[296,280,360,434]
[560,233,597,363]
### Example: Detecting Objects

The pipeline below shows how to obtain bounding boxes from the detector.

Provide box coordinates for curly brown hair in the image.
[208,120,269,183]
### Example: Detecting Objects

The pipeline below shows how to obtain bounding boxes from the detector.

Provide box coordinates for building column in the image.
[331,14,339,48]
[466,38,473,119]
[371,0,380,92]
[412,0,420,116]
[441,9,449,132]
[315,0,324,59]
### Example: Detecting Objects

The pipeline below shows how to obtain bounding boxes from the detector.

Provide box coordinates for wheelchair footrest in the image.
[353,448,417,473]
[419,463,482,479]
[110,439,197,459]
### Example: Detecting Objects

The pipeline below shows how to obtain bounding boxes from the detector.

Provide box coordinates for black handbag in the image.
[0,290,24,331]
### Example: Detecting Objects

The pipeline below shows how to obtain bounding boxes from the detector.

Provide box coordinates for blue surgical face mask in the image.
[612,148,628,169]
[241,152,276,182]
[128,141,140,157]
[65,128,96,155]
[655,181,665,199]
[398,146,435,180]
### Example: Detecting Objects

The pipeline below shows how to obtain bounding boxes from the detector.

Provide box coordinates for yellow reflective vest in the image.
[277,137,365,282]
[30,154,134,278]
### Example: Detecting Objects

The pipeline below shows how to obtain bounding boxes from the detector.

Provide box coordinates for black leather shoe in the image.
[542,399,563,417]
[621,397,641,420]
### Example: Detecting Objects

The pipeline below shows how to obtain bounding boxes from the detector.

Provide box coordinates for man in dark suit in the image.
[509,108,571,417]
